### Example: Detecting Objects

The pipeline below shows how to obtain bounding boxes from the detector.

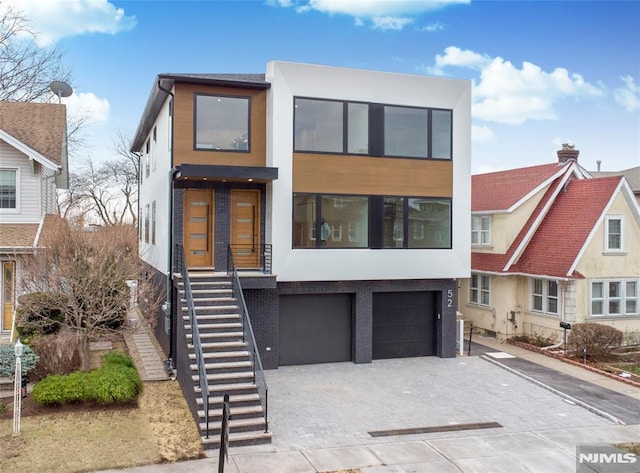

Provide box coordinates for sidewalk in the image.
[97,334,640,473]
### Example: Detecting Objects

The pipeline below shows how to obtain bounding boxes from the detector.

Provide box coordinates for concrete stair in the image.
[180,272,271,449]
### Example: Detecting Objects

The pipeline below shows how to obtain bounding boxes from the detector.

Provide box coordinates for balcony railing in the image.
[227,246,269,433]
[227,243,272,274]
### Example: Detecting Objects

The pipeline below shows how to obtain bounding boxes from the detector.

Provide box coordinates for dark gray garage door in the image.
[279,294,352,366]
[372,291,437,359]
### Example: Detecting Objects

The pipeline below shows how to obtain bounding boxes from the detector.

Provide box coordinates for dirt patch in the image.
[0,380,204,472]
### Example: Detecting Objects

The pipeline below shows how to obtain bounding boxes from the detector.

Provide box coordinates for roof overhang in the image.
[174,164,278,183]
[131,73,271,152]
[0,129,61,171]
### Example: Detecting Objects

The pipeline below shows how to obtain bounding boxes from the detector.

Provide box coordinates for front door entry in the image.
[184,189,214,268]
[1,261,15,332]
[231,190,260,268]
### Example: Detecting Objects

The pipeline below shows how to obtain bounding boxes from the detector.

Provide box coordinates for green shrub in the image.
[0,402,6,414]
[33,351,142,406]
[568,322,623,362]
[102,351,135,369]
[88,365,142,404]
[16,292,67,338]
[0,343,40,378]
[33,375,66,406]
[61,371,91,403]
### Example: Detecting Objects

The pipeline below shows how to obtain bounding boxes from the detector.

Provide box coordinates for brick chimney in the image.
[557,143,579,163]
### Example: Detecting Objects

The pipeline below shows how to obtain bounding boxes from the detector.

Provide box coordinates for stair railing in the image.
[177,244,211,439]
[227,245,269,433]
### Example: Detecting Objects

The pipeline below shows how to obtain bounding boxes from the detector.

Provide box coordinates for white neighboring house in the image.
[0,101,68,341]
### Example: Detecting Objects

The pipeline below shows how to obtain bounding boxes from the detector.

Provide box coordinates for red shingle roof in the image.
[0,101,66,165]
[472,163,564,212]
[509,176,622,278]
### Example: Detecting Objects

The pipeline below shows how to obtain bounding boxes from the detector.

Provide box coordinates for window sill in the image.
[603,250,627,256]
[466,302,493,311]
[527,311,560,319]
[587,314,640,320]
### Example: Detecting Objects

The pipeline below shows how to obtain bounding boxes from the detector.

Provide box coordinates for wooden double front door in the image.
[183,189,260,269]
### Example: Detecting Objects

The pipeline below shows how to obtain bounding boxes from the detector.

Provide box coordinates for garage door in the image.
[372,291,437,359]
[279,294,352,366]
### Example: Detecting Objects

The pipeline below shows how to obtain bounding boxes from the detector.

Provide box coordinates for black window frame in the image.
[193,92,251,153]
[293,97,453,160]
[292,193,453,249]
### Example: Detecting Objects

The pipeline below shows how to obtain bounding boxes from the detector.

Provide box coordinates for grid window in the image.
[471,215,491,246]
[605,216,623,251]
[0,169,17,209]
[470,274,490,306]
[591,279,638,317]
[531,279,559,315]
[195,94,250,151]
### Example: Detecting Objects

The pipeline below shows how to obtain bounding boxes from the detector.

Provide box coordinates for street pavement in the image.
[97,335,640,473]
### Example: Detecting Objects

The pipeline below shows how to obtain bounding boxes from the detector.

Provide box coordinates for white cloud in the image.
[425,46,605,125]
[371,16,413,30]
[425,46,491,76]
[472,125,495,142]
[1,0,136,46]
[271,0,469,30]
[420,22,445,32]
[614,75,639,112]
[64,91,110,125]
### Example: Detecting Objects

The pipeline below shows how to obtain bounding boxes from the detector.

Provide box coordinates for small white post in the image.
[457,319,465,356]
[12,339,23,436]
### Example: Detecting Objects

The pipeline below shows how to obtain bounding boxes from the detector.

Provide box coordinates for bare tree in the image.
[58,131,140,226]
[0,6,72,102]
[18,218,160,340]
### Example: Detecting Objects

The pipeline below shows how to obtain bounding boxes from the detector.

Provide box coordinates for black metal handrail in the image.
[177,244,211,438]
[227,246,269,433]
[227,243,272,274]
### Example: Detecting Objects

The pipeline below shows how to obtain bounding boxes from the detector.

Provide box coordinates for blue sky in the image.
[4,0,639,174]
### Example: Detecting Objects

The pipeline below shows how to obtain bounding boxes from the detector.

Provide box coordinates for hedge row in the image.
[32,351,142,406]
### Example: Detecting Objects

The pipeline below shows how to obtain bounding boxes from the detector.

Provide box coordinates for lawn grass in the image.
[0,380,205,473]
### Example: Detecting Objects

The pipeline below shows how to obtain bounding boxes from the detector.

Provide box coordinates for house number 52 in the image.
[447,289,454,308]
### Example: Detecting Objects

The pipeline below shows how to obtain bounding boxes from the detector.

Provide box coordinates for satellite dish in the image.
[49,80,73,103]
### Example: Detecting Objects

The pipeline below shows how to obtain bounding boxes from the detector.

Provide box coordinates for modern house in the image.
[0,101,69,342]
[460,144,640,343]
[132,61,471,446]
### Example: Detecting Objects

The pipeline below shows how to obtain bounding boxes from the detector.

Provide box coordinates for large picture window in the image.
[531,279,559,315]
[0,169,17,209]
[384,106,428,158]
[293,193,451,249]
[294,97,452,159]
[591,280,638,317]
[195,94,250,151]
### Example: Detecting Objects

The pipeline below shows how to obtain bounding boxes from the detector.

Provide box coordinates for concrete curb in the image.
[480,354,626,426]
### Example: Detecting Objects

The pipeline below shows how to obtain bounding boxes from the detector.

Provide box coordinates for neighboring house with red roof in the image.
[0,101,68,339]
[460,144,640,343]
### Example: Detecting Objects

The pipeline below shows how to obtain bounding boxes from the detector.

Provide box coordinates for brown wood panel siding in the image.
[173,84,266,167]
[293,153,453,197]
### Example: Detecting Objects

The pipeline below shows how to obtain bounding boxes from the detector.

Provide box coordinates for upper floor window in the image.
[531,278,559,315]
[293,97,451,159]
[605,216,623,251]
[0,169,17,210]
[471,215,491,246]
[195,94,250,151]
[591,280,638,317]
[469,274,491,306]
